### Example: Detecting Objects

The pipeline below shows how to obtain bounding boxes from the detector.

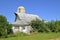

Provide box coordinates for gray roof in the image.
[12,13,41,26]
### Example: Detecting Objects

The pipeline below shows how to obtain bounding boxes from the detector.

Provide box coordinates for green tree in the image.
[55,20,60,33]
[0,15,12,38]
[49,20,56,32]
[30,18,50,33]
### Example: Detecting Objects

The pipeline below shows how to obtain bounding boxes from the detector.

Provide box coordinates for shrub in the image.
[30,18,60,33]
[0,15,12,38]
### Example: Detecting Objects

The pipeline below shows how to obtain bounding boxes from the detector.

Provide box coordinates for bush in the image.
[0,15,12,38]
[30,18,60,33]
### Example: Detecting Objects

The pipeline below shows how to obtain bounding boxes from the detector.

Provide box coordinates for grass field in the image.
[0,33,60,40]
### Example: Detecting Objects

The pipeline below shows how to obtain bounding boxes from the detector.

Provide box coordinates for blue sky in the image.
[0,0,60,23]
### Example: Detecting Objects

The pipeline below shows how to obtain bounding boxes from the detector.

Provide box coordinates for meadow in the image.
[0,33,60,40]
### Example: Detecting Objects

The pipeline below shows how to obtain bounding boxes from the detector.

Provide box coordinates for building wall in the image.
[12,26,32,34]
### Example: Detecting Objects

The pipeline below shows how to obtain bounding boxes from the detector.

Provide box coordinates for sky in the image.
[0,0,60,23]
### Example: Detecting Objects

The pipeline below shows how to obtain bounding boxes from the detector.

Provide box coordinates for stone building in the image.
[12,6,41,34]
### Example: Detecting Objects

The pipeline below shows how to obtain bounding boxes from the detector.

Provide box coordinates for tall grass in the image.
[0,33,60,40]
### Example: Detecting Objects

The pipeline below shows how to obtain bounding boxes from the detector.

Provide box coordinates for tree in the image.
[55,20,60,33]
[30,18,50,33]
[30,18,41,32]
[49,20,56,32]
[0,15,12,38]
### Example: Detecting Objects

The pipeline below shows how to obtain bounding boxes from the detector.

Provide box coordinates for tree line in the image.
[30,18,60,33]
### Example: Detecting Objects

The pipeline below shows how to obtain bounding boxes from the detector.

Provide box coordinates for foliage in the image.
[0,15,12,38]
[30,18,60,33]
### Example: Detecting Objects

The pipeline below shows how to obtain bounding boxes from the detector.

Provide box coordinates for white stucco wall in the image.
[12,26,32,34]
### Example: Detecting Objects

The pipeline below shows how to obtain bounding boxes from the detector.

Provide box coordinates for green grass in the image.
[0,33,60,40]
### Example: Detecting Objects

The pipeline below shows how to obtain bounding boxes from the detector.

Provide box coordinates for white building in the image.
[12,6,41,34]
